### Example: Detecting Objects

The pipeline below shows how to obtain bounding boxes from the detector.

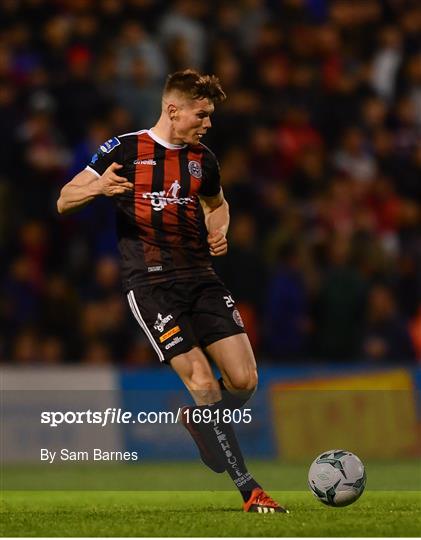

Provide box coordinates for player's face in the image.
[173,98,214,145]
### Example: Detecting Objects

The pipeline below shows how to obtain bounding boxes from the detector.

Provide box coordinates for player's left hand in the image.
[207,230,228,256]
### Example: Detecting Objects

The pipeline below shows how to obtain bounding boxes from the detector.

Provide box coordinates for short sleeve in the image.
[199,148,221,197]
[86,137,123,177]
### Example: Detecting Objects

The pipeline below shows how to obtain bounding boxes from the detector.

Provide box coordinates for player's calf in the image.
[180,406,225,473]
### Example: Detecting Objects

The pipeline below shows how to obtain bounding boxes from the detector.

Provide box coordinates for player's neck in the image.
[151,118,184,146]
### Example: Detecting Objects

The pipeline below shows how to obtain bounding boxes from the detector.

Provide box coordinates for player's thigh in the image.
[170,347,220,405]
[190,278,257,391]
[127,284,197,364]
[191,278,246,350]
[206,333,258,392]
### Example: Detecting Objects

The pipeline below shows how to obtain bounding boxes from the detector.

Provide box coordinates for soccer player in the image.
[57,69,286,513]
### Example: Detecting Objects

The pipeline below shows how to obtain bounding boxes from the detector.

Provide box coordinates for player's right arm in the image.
[57,162,133,214]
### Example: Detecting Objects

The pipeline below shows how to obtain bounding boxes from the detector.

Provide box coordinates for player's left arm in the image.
[199,189,229,256]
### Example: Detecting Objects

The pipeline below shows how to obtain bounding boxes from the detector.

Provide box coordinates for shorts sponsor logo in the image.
[134,159,156,165]
[188,160,202,179]
[232,309,244,328]
[153,313,173,333]
[148,265,162,273]
[99,137,120,154]
[142,180,194,212]
[164,335,183,350]
[159,325,181,343]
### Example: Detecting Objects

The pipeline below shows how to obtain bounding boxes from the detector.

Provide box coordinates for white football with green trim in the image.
[308,450,366,507]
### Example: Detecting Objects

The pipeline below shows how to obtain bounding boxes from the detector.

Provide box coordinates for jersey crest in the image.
[188,160,202,179]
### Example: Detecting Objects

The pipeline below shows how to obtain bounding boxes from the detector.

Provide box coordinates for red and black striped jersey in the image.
[86,129,221,290]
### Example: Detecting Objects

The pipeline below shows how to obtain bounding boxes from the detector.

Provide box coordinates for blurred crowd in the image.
[1,0,421,366]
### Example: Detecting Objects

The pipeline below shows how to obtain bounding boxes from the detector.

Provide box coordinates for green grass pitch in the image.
[1,461,420,537]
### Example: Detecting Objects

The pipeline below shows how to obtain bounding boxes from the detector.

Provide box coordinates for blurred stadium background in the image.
[1,0,421,470]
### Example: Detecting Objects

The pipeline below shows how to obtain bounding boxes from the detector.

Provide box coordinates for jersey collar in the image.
[147,129,187,150]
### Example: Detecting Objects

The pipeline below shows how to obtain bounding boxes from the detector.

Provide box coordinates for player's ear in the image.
[167,103,178,121]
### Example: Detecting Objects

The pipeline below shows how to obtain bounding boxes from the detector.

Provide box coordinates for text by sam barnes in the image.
[41,448,139,463]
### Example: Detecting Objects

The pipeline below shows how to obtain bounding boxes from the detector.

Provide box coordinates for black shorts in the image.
[126,277,246,363]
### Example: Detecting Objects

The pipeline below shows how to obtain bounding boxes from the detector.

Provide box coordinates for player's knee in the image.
[188,375,220,404]
[189,374,219,393]
[229,370,258,393]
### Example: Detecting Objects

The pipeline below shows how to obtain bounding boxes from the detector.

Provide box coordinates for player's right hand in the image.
[98,162,133,197]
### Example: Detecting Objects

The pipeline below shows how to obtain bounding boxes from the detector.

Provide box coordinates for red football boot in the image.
[243,488,289,513]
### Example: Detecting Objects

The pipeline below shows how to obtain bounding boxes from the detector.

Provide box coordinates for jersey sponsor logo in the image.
[188,160,202,179]
[134,159,156,165]
[232,309,244,328]
[168,180,181,198]
[164,335,183,350]
[153,313,173,333]
[159,325,181,343]
[100,137,121,154]
[142,180,194,212]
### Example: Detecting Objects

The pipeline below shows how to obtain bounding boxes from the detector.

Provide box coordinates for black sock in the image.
[241,490,253,502]
[218,377,255,410]
[193,402,260,500]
